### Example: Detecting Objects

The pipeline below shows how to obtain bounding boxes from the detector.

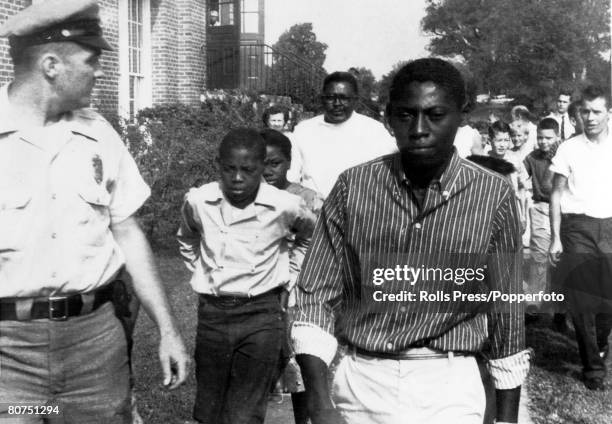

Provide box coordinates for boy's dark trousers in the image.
[193,287,285,424]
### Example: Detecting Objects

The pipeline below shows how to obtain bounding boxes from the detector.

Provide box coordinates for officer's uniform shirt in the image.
[0,84,150,297]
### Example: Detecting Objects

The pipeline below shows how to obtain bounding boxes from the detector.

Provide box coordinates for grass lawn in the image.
[525,317,612,424]
[132,252,612,423]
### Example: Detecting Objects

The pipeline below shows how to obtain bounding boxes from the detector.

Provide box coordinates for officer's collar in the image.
[0,83,98,141]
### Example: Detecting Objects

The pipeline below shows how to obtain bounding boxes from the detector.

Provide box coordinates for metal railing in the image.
[207,43,327,107]
[206,42,383,117]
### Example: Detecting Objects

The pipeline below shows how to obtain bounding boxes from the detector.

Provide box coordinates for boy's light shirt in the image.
[177,181,315,296]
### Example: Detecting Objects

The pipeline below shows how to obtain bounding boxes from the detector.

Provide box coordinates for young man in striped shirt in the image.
[292,58,530,424]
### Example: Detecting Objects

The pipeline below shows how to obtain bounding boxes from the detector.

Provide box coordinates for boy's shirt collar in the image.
[202,181,279,208]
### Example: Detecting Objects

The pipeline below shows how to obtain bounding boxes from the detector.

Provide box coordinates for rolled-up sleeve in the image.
[291,176,348,364]
[177,192,201,271]
[550,143,570,177]
[486,184,531,388]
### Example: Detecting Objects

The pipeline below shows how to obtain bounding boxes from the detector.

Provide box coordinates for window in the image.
[241,0,259,33]
[119,0,152,119]
[209,0,235,26]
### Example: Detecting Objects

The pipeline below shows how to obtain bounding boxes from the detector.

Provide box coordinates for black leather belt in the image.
[349,345,470,360]
[200,286,283,308]
[0,283,115,321]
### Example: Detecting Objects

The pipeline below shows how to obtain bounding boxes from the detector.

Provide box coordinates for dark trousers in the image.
[559,214,612,379]
[193,289,284,424]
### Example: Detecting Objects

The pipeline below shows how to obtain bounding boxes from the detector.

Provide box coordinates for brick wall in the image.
[177,0,206,104]
[150,0,179,104]
[94,0,120,115]
[0,0,207,114]
[0,0,29,85]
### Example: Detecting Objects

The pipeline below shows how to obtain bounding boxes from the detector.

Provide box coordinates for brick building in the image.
[0,0,265,118]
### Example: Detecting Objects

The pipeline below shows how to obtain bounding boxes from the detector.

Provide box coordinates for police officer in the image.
[0,1,189,422]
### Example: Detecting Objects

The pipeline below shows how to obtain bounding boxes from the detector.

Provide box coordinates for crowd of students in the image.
[176,81,611,423]
[2,1,609,423]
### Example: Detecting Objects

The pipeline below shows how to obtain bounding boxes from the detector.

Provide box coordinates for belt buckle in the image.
[48,296,69,321]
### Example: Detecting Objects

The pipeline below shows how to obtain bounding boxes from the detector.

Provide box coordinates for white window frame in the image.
[241,0,259,34]
[119,0,152,120]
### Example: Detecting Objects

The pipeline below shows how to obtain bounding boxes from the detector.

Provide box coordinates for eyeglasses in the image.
[320,94,356,104]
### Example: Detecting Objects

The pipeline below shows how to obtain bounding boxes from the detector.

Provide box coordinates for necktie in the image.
[561,115,566,140]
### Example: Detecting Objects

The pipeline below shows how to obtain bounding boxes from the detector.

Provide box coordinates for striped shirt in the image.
[292,152,530,389]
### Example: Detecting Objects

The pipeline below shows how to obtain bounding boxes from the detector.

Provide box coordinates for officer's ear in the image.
[40,53,62,79]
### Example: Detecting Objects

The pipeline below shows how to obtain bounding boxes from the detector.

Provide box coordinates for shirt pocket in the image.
[76,185,111,244]
[0,189,31,249]
[215,227,261,270]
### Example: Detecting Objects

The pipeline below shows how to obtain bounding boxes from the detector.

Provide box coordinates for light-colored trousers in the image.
[332,352,485,424]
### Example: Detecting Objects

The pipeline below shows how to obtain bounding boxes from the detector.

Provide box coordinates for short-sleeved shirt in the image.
[523,150,553,202]
[550,133,612,218]
[0,85,150,298]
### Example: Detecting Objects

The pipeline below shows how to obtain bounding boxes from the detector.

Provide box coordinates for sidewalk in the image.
[519,386,534,424]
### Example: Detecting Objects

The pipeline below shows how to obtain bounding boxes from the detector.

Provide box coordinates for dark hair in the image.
[387,58,466,109]
[322,71,359,95]
[488,120,511,140]
[219,128,266,161]
[558,89,572,98]
[537,117,560,134]
[262,105,289,127]
[467,155,516,176]
[581,85,610,109]
[567,100,581,119]
[259,128,292,161]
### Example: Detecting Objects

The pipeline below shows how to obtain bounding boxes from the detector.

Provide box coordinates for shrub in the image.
[108,98,260,247]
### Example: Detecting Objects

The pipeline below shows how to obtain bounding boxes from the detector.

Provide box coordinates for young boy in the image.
[509,121,534,162]
[260,128,323,424]
[262,105,302,183]
[488,120,529,235]
[177,128,315,424]
[523,118,560,314]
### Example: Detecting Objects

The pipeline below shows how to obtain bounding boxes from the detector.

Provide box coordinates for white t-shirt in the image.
[550,133,612,218]
[454,125,482,157]
[291,112,397,197]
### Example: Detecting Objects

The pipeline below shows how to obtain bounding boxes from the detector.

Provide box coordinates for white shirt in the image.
[550,133,612,218]
[453,125,482,157]
[548,112,575,140]
[292,112,397,197]
[177,182,315,296]
[284,132,303,184]
[0,85,150,297]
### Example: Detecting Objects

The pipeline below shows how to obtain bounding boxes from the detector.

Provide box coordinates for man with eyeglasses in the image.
[291,71,397,198]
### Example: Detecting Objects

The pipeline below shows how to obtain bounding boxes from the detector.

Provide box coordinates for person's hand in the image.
[549,238,563,266]
[159,330,190,390]
[280,289,290,313]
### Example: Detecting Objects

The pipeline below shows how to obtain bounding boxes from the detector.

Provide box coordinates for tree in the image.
[269,23,328,110]
[348,67,378,99]
[348,66,382,118]
[273,23,328,68]
[421,0,611,100]
[378,60,409,105]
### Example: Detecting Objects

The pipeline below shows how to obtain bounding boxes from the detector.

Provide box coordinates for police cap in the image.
[0,0,112,52]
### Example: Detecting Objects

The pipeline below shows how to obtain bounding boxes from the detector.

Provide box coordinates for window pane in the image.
[220,2,234,25]
[242,12,258,33]
[243,0,258,12]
